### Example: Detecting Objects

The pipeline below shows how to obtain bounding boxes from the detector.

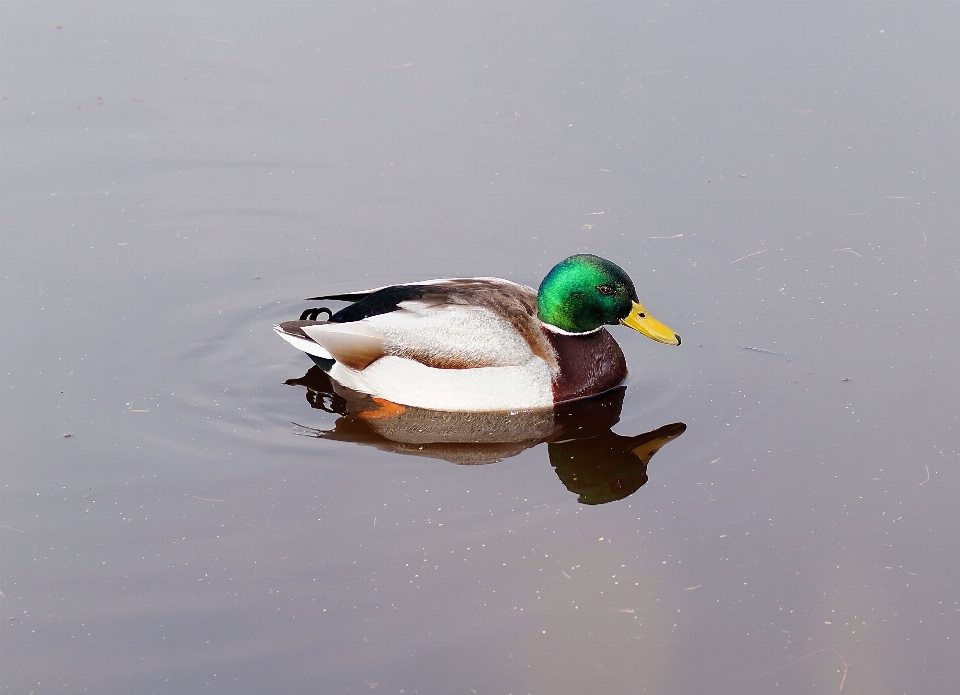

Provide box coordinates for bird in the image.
[274,254,680,412]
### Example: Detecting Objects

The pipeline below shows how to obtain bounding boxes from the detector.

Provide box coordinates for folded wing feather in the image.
[301,322,386,370]
[301,301,538,371]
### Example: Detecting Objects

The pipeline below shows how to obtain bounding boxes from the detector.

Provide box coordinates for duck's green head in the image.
[537,254,681,345]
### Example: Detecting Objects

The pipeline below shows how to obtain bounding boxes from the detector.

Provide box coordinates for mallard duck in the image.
[274,254,680,412]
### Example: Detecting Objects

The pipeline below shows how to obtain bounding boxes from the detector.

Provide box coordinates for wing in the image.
[287,278,556,370]
[302,301,536,370]
[305,277,517,322]
[300,321,386,370]
[305,278,459,306]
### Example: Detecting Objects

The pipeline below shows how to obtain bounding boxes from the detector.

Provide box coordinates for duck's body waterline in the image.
[275,255,679,412]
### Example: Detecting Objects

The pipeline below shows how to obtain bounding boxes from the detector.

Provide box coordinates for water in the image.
[2,2,959,693]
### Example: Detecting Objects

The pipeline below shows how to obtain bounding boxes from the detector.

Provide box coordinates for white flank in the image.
[329,356,554,412]
[376,302,535,367]
[299,302,537,369]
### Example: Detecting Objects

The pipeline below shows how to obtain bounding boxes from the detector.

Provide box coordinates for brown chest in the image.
[544,328,628,403]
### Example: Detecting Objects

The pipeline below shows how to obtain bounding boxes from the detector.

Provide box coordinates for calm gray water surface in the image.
[3,2,959,693]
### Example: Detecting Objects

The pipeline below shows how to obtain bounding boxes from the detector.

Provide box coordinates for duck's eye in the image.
[597,284,616,296]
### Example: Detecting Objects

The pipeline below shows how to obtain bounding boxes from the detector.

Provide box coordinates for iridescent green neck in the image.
[537,255,636,333]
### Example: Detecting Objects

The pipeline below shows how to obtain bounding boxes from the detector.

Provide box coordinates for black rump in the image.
[313,285,431,323]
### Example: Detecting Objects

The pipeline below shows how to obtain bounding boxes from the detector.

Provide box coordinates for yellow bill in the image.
[620,301,681,346]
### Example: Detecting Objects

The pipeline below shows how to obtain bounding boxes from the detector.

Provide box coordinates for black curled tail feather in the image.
[299,307,334,321]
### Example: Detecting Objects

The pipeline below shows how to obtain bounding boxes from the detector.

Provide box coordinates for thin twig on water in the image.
[757,647,850,692]
[730,249,768,264]
[756,649,825,679]
[740,346,788,357]
[831,648,850,691]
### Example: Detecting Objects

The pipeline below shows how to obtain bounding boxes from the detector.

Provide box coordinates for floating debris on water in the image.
[740,345,789,357]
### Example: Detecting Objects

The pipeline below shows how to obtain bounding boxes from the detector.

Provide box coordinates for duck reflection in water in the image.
[285,367,686,506]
